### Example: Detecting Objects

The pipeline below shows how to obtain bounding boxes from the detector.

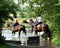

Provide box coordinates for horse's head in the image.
[23,20,28,24]
[7,22,13,27]
[29,19,34,23]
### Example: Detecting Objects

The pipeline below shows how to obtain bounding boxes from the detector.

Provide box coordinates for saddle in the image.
[37,24,42,30]
[37,24,45,31]
[11,25,21,31]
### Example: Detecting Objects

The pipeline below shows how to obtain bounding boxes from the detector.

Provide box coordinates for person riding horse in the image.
[34,14,43,30]
[23,17,52,45]
[12,19,21,31]
[11,19,26,38]
[13,19,19,27]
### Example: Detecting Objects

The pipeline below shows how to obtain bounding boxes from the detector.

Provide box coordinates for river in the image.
[2,28,44,45]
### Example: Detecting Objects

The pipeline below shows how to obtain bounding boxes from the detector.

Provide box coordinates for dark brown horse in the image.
[7,22,26,38]
[23,19,52,44]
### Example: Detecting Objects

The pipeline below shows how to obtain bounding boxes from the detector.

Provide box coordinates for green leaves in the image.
[0,0,18,32]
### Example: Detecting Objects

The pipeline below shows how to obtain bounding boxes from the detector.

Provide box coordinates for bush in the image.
[0,36,6,44]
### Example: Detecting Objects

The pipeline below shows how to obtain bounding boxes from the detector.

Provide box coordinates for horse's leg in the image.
[21,25,26,36]
[42,31,47,45]
[45,35,50,45]
[44,29,51,45]
[23,28,26,36]
[18,29,21,40]
[31,26,33,33]
[47,33,51,45]
[35,30,38,35]
[12,31,15,36]
[19,30,21,40]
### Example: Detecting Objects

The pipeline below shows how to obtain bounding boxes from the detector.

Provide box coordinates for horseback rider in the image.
[13,19,19,27]
[34,14,43,30]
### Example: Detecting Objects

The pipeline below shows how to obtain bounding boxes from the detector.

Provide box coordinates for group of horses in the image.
[7,19,52,45]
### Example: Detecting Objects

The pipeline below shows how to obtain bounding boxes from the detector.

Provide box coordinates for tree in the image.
[0,0,19,44]
[18,0,60,45]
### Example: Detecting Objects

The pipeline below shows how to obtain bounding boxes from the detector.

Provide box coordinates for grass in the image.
[0,44,13,48]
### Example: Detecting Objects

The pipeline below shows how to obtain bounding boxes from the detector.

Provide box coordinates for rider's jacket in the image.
[37,17,42,22]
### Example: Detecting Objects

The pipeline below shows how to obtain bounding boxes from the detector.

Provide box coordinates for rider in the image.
[13,19,19,27]
[34,14,43,29]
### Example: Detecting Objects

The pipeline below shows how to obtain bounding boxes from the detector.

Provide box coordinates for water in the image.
[2,28,44,45]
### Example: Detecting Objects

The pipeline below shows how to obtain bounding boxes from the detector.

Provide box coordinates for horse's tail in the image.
[46,24,52,40]
[20,25,26,32]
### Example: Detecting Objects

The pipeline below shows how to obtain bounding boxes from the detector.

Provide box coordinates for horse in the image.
[7,22,26,38]
[23,19,52,45]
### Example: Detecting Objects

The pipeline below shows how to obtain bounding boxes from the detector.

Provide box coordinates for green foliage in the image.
[0,0,19,44]
[17,0,60,46]
[52,14,60,46]
[0,0,18,29]
[0,0,60,46]
[0,36,5,44]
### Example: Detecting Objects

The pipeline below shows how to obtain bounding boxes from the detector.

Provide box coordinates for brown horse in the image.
[7,22,26,38]
[23,19,52,45]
